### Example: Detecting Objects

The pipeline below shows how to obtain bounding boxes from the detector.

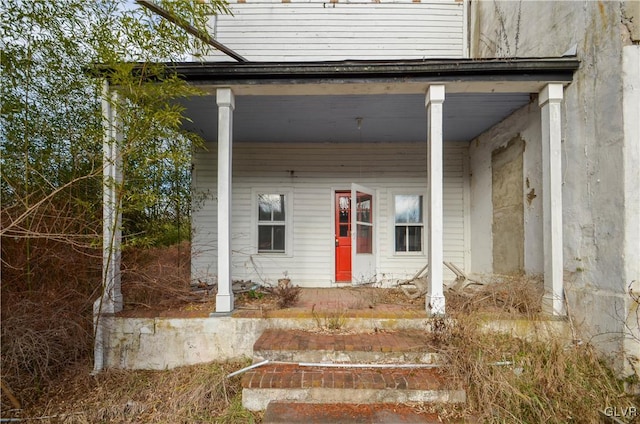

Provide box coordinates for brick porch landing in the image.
[233,287,427,319]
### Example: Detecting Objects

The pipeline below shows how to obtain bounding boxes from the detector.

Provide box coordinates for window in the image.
[356,192,373,254]
[258,194,286,253]
[394,194,423,253]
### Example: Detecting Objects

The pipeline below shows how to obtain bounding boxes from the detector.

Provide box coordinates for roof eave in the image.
[165,57,580,84]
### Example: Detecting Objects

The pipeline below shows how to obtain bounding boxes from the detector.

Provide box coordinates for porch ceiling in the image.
[180,92,532,143]
[164,57,577,143]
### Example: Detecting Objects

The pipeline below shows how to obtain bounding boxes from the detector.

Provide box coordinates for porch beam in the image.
[539,83,565,316]
[216,88,235,313]
[426,85,446,316]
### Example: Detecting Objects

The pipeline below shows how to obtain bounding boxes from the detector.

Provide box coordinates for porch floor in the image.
[233,287,427,319]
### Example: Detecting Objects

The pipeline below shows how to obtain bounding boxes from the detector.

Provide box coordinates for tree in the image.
[1,0,229,278]
[0,0,228,403]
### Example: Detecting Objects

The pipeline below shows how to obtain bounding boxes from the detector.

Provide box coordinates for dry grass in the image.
[1,292,93,402]
[1,225,99,412]
[442,322,637,422]
[446,274,544,317]
[120,241,193,310]
[438,275,639,423]
[12,360,259,423]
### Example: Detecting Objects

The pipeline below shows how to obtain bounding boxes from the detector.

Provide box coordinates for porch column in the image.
[94,80,123,372]
[539,83,565,316]
[216,88,235,313]
[426,85,446,315]
[101,80,123,314]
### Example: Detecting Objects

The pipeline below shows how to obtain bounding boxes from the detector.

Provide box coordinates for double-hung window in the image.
[257,194,286,253]
[394,194,423,253]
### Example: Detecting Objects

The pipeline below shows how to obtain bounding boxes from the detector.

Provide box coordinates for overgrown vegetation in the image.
[1,0,228,414]
[3,262,637,421]
[120,242,192,311]
[14,361,259,423]
[438,276,639,423]
[441,321,637,422]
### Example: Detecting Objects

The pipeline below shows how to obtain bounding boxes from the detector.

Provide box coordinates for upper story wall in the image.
[199,0,468,62]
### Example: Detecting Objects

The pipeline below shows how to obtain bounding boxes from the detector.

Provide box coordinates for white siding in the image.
[200,0,466,62]
[192,141,469,287]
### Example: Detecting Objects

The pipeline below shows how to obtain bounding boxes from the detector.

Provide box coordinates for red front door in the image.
[335,191,351,282]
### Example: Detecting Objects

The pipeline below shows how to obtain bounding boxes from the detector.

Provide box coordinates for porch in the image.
[97,57,579,372]
[179,58,576,316]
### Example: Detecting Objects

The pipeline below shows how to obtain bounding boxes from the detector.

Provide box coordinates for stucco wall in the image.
[469,102,543,276]
[469,0,638,379]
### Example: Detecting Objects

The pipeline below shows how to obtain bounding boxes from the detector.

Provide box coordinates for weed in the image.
[247,289,263,300]
[311,304,348,331]
[266,278,301,309]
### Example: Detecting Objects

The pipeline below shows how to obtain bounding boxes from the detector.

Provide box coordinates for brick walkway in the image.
[241,363,445,390]
[254,329,435,353]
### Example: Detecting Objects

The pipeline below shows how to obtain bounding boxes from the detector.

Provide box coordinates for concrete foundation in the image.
[102,316,432,370]
[101,315,570,370]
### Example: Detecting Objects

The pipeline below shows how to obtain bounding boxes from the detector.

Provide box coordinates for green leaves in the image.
[1,0,227,250]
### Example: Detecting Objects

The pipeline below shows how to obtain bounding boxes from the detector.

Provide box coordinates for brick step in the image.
[241,363,465,411]
[262,401,443,424]
[254,329,441,364]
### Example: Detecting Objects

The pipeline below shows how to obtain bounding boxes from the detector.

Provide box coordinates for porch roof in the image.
[168,57,579,89]
[164,57,579,143]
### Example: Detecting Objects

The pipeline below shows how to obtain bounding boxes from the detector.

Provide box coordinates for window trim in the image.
[252,188,293,256]
[390,191,426,256]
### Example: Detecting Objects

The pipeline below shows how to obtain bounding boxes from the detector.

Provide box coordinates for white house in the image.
[99,0,639,380]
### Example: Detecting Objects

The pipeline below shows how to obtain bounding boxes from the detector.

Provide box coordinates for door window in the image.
[356,192,373,254]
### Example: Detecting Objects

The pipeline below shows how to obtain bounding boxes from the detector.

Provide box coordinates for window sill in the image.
[393,251,425,257]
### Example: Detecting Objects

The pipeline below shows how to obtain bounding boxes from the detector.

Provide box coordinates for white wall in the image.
[192,141,469,287]
[200,0,467,61]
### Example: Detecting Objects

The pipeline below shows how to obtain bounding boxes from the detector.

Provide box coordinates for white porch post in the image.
[94,80,123,372]
[426,85,446,315]
[101,81,123,314]
[539,83,565,316]
[216,88,235,313]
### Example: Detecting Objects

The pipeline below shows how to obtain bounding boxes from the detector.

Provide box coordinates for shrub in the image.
[268,278,301,309]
